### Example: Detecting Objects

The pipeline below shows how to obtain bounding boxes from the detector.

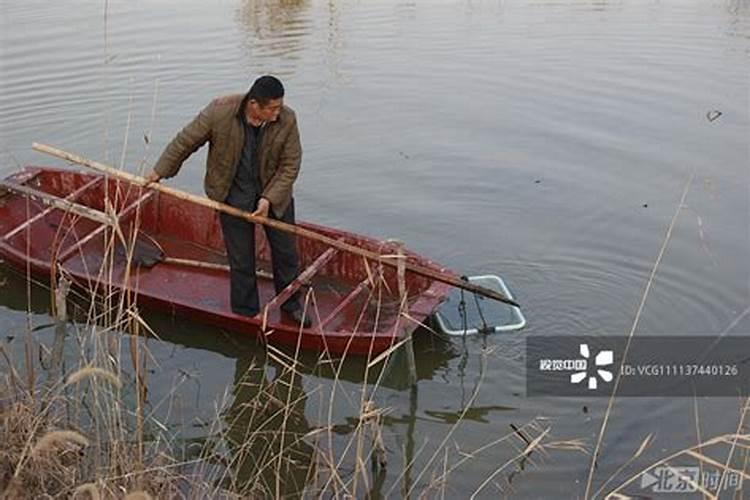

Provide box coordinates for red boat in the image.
[0,166,454,356]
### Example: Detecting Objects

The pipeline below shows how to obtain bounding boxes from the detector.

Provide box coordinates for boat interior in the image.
[0,167,447,336]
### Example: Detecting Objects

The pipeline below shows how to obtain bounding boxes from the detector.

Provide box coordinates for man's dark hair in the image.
[248,75,284,106]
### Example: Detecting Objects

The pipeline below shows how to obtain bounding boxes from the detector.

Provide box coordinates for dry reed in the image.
[0,89,576,500]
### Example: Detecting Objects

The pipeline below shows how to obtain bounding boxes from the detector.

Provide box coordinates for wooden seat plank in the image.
[259,245,340,316]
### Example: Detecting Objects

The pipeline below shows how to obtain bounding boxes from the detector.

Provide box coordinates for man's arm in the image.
[151,101,215,180]
[261,111,302,213]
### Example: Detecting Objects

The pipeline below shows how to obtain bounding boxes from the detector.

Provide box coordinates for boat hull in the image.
[0,167,454,356]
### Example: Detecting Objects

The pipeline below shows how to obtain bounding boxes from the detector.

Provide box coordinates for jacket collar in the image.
[235,92,285,129]
[236,92,250,121]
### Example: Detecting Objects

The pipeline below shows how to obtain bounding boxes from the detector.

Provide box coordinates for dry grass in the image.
[0,398,84,498]
[0,84,575,498]
[0,193,566,498]
[582,168,750,499]
[9,153,744,499]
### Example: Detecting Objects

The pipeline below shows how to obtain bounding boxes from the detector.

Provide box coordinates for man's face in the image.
[250,97,283,122]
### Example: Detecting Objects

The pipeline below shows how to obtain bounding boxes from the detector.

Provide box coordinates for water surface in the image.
[1,0,748,497]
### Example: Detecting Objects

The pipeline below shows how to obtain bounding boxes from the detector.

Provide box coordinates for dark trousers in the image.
[219,199,301,316]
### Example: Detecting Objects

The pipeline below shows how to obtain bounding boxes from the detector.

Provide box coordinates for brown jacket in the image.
[153,93,302,217]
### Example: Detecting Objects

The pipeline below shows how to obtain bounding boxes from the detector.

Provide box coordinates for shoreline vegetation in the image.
[1,169,747,499]
[0,218,560,497]
[0,70,563,493]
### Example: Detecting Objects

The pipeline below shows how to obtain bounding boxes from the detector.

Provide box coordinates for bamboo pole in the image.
[2,177,102,240]
[46,275,70,395]
[163,258,274,280]
[0,182,276,278]
[394,240,417,385]
[1,180,113,226]
[33,143,520,308]
[162,257,229,271]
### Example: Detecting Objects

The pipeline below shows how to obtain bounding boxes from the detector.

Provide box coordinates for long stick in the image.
[2,180,286,280]
[33,143,520,307]
[0,180,113,225]
[162,258,274,280]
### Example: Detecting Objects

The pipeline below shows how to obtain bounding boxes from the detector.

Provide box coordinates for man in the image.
[147,75,310,327]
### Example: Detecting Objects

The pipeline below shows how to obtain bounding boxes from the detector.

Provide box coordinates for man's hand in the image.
[144,169,161,185]
[252,197,270,218]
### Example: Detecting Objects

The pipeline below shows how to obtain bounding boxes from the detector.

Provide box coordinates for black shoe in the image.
[285,308,312,328]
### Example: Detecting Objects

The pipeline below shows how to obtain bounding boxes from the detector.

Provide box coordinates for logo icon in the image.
[641,466,699,493]
[639,466,742,493]
[570,344,613,390]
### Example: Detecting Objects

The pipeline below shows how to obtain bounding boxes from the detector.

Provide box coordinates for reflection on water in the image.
[1,0,749,496]
[0,266,460,495]
[236,0,311,62]
[224,354,313,497]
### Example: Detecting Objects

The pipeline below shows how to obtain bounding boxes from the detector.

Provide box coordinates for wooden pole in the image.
[0,182,276,278]
[46,275,70,395]
[163,258,274,280]
[32,143,520,308]
[394,240,417,385]
[1,180,113,226]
